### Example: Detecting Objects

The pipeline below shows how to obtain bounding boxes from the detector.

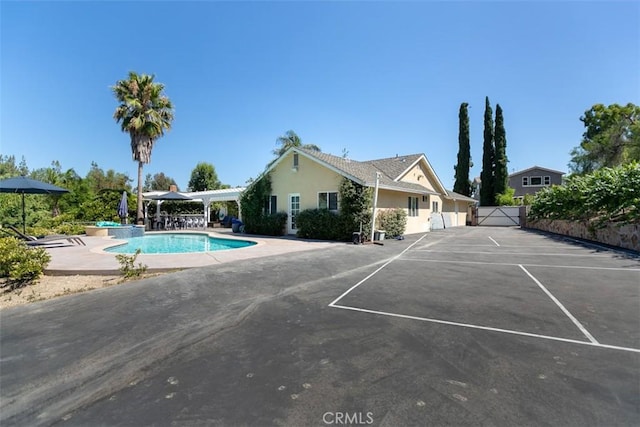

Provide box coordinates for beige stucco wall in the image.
[442,199,470,227]
[269,152,343,213]
[398,162,436,192]
[376,189,431,234]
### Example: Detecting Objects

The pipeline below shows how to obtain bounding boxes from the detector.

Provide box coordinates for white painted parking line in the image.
[413,249,623,258]
[519,265,599,344]
[401,258,640,271]
[329,304,640,354]
[488,236,500,247]
[328,234,430,307]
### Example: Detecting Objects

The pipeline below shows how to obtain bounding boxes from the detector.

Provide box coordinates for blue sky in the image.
[1,1,638,190]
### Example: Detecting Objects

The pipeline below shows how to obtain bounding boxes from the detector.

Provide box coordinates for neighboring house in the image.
[261,147,475,235]
[509,166,564,198]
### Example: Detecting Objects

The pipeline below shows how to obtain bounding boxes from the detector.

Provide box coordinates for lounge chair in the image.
[2,224,86,246]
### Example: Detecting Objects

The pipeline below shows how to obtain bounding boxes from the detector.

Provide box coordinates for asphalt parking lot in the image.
[1,227,638,426]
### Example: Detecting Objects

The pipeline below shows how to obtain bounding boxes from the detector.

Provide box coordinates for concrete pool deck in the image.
[44,229,343,274]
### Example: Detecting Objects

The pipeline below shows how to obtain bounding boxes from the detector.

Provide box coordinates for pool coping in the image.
[44,229,343,275]
[92,230,262,255]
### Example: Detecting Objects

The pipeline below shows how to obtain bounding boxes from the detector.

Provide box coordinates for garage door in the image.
[476,206,520,226]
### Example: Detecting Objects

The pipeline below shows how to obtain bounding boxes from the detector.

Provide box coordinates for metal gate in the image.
[476,206,520,226]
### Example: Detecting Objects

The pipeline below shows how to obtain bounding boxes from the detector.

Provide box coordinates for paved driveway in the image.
[1,227,638,426]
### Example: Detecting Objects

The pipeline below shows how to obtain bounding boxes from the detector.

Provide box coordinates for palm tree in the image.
[112,72,174,224]
[273,130,321,157]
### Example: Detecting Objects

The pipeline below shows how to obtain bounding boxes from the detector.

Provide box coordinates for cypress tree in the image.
[493,104,508,196]
[453,102,472,196]
[480,96,495,206]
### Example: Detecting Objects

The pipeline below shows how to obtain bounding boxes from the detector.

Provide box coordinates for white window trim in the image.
[292,153,299,171]
[408,196,419,217]
[528,176,544,187]
[317,190,339,212]
[269,195,277,215]
[544,176,551,186]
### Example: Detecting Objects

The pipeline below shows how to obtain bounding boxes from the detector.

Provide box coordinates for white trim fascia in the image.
[509,165,565,177]
[375,184,438,196]
[394,154,449,196]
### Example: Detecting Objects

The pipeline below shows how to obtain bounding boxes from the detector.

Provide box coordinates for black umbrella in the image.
[147,191,193,201]
[0,176,70,233]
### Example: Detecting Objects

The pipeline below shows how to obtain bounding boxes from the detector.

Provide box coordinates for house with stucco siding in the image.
[262,147,475,235]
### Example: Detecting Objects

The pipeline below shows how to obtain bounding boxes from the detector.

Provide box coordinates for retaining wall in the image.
[526,219,640,253]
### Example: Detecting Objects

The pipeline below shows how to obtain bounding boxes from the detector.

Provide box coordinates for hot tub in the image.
[85,223,145,238]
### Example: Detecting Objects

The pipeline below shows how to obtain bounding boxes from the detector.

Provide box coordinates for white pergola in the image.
[143,187,245,226]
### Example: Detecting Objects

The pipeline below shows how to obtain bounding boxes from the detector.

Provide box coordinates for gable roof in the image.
[263,147,473,202]
[509,165,565,177]
[294,148,439,195]
[362,154,423,181]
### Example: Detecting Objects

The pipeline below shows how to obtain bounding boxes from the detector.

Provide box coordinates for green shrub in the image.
[0,237,51,290]
[338,178,372,240]
[54,222,87,235]
[495,187,516,206]
[377,208,407,238]
[249,212,288,236]
[528,163,640,225]
[240,174,287,236]
[115,248,147,279]
[296,209,346,240]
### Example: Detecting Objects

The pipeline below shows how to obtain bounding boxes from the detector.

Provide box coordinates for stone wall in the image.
[526,219,640,252]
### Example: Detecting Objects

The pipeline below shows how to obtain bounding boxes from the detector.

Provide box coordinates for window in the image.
[432,201,439,213]
[293,153,299,169]
[270,195,277,214]
[544,176,551,186]
[422,195,429,203]
[522,177,529,186]
[318,191,338,211]
[263,195,278,215]
[530,176,542,186]
[408,197,419,217]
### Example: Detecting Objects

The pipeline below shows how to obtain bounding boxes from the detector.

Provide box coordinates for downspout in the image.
[370,172,380,242]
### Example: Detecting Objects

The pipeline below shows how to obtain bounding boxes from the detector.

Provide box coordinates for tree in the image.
[0,155,28,179]
[568,103,639,174]
[273,130,320,157]
[453,102,472,196]
[113,72,174,224]
[493,104,508,196]
[85,162,132,193]
[188,162,221,191]
[480,96,495,206]
[144,172,178,191]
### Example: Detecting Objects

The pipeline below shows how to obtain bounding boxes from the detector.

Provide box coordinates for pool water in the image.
[105,233,256,254]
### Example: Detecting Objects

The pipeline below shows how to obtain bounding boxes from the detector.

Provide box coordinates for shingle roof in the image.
[362,154,423,181]
[296,148,439,195]
[443,190,476,202]
[508,165,565,177]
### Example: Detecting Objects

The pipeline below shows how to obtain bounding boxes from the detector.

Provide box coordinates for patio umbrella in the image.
[0,176,70,234]
[147,191,193,201]
[147,191,194,229]
[117,191,128,224]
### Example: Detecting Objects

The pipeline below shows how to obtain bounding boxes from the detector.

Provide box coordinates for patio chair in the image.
[2,224,86,246]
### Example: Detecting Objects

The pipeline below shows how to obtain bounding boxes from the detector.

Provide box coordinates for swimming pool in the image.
[104,233,256,254]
